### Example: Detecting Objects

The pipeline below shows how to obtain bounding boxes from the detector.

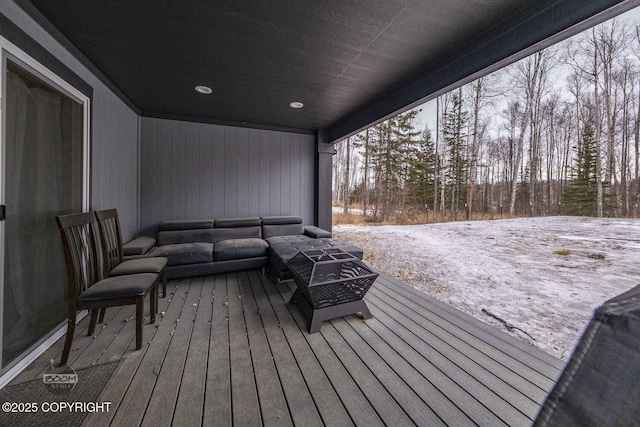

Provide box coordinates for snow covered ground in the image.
[332,216,640,360]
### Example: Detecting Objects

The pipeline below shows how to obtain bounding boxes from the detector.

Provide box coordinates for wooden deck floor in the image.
[11,270,564,426]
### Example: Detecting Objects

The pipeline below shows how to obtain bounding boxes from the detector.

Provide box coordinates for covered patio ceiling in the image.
[18,0,637,142]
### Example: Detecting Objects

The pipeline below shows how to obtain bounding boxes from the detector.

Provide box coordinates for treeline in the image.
[333,18,640,222]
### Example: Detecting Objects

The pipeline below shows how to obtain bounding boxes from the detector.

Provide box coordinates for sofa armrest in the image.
[304,225,332,238]
[123,236,157,256]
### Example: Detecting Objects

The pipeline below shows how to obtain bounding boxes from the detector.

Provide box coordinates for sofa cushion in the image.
[157,229,216,246]
[261,216,302,225]
[262,223,304,238]
[159,219,214,231]
[150,243,213,266]
[212,226,262,244]
[261,216,304,238]
[304,225,332,238]
[215,217,262,228]
[214,238,269,261]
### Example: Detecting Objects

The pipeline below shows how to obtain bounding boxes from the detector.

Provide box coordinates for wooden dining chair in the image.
[94,209,168,298]
[56,212,158,366]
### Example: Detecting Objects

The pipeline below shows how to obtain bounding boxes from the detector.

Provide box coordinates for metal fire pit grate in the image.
[288,249,378,309]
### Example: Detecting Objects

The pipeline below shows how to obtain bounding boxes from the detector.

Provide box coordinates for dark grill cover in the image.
[534,284,640,427]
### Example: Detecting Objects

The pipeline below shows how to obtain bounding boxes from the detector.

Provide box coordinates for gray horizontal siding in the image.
[139,118,315,236]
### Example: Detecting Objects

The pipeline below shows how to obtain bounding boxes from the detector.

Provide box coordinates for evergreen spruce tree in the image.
[442,92,469,220]
[391,110,421,218]
[563,122,600,216]
[406,127,437,214]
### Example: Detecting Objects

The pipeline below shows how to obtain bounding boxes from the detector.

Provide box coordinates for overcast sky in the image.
[410,5,640,138]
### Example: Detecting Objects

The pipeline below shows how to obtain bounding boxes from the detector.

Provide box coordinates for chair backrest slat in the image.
[95,209,123,275]
[57,212,104,305]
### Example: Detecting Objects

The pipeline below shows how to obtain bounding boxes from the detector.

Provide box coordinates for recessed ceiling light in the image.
[195,85,212,94]
[290,101,304,109]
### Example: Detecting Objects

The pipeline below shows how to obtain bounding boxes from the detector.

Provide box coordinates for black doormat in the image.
[0,361,119,427]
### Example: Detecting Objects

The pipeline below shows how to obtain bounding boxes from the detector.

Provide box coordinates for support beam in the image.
[315,129,334,232]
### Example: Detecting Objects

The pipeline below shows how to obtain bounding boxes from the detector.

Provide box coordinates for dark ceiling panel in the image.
[19,0,635,138]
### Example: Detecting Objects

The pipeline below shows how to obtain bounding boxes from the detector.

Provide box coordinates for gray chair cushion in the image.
[123,236,157,256]
[79,273,157,301]
[110,256,167,276]
[150,243,213,266]
[214,238,269,261]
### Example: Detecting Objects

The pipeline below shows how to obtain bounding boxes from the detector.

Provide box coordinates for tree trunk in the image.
[343,137,351,214]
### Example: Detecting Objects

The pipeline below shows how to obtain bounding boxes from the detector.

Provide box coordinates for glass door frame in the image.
[0,35,90,386]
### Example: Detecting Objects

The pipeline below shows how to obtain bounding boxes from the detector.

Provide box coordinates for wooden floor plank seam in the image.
[279,280,398,426]
[85,280,191,426]
[272,279,356,416]
[141,276,205,427]
[320,320,416,426]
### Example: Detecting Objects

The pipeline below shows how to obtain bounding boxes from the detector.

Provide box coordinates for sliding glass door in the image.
[1,55,89,373]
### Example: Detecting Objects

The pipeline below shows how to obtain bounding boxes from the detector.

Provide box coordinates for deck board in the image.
[280,285,385,427]
[237,271,294,426]
[340,311,474,426]
[106,279,192,427]
[375,275,563,371]
[253,271,354,427]
[202,274,232,426]
[366,289,544,414]
[141,276,204,427]
[173,275,214,427]
[244,270,324,427]
[318,320,416,426]
[366,295,524,426]
[226,272,263,425]
[8,270,563,426]
[330,315,446,426]
[374,275,562,380]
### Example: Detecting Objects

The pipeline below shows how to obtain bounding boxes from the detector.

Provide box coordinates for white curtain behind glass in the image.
[2,67,81,367]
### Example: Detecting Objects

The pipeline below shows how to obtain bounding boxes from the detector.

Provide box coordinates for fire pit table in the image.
[287,248,378,333]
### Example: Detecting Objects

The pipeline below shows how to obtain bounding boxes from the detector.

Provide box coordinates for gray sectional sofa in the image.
[143,216,363,280]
